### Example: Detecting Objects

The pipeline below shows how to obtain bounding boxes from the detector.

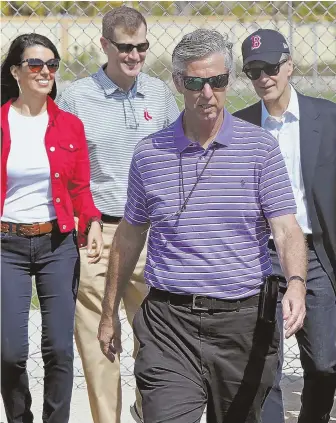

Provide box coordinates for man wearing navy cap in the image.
[234,29,336,423]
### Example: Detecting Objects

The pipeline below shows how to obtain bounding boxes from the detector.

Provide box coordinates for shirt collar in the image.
[173,109,233,153]
[261,85,300,127]
[95,64,145,97]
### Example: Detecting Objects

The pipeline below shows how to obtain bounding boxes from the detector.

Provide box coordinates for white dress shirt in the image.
[262,86,312,234]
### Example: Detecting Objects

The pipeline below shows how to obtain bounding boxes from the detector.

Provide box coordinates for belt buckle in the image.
[192,295,209,312]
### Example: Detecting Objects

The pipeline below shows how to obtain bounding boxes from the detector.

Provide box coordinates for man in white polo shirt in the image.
[57,6,179,423]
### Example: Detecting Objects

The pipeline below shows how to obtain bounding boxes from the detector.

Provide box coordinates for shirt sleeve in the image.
[67,117,101,219]
[164,83,180,126]
[259,141,297,218]
[124,154,150,225]
[56,86,77,115]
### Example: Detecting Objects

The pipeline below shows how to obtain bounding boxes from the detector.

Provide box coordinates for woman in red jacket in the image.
[1,33,103,423]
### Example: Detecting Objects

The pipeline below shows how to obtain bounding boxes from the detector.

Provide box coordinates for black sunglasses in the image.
[183,74,229,91]
[19,58,60,73]
[243,59,288,81]
[108,39,150,54]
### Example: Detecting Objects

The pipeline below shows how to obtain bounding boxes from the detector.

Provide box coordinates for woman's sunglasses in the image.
[19,58,60,73]
[243,59,288,81]
[108,39,150,54]
[183,73,229,91]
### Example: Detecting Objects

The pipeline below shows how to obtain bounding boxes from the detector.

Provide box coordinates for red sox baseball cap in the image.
[242,29,290,66]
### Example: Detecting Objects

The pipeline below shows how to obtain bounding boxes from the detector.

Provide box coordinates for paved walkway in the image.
[1,311,335,423]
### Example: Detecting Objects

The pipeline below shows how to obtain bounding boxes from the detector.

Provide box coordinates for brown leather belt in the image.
[1,220,57,237]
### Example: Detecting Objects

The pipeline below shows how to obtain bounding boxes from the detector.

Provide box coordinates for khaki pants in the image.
[75,222,148,423]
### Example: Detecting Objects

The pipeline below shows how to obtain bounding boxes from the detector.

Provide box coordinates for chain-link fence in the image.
[1,0,335,412]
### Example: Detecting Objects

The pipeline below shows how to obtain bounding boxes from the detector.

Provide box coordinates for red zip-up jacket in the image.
[1,98,101,247]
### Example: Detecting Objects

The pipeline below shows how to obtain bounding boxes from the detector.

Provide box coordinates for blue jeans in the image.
[261,247,336,423]
[1,229,79,423]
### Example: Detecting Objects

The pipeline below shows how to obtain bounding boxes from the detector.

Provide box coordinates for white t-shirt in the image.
[2,106,57,223]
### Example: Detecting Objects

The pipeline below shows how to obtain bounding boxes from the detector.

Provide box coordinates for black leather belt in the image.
[148,287,260,312]
[101,214,122,224]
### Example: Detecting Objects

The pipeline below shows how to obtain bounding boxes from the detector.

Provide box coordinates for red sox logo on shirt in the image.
[144,109,152,121]
[251,35,261,50]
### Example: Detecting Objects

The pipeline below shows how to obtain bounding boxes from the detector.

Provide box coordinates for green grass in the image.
[31,278,40,310]
[227,92,336,111]
[313,91,336,102]
[176,91,335,113]
[227,94,258,113]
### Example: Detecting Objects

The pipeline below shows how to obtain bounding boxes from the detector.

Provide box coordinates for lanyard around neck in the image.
[178,143,218,217]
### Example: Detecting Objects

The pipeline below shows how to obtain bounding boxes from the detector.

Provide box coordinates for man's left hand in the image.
[282,280,306,338]
[87,221,103,263]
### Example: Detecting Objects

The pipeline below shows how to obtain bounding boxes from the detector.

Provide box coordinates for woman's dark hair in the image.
[1,33,61,106]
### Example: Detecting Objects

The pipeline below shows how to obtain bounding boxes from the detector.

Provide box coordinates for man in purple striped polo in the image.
[98,29,307,423]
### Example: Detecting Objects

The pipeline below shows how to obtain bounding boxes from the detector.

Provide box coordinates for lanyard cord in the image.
[144,143,218,234]
[178,143,218,217]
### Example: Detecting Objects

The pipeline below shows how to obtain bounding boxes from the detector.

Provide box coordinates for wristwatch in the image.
[85,217,103,234]
[287,275,307,289]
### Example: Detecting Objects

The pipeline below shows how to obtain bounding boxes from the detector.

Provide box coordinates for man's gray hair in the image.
[172,29,233,76]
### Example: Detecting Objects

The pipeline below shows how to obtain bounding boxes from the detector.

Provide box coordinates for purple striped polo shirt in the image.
[124,110,296,299]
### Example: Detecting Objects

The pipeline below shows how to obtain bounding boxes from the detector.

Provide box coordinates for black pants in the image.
[261,246,336,423]
[1,230,79,423]
[133,289,280,423]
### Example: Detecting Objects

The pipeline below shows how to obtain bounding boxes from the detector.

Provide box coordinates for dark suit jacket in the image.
[233,92,336,291]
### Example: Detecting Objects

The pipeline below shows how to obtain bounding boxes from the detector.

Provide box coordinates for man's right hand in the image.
[98,314,122,362]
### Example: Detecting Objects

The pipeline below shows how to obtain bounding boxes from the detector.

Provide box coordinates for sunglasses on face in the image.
[183,73,229,91]
[243,59,288,81]
[19,58,60,73]
[108,39,150,54]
